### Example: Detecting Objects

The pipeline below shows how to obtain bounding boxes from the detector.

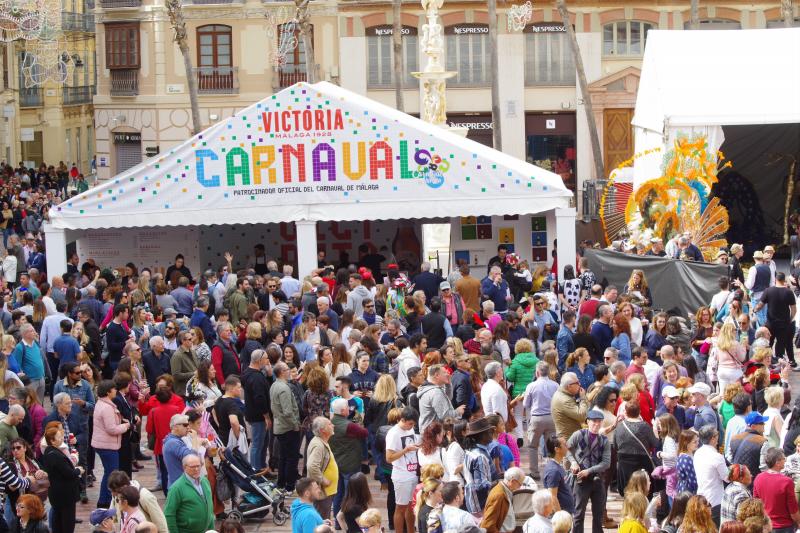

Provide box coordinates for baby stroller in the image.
[217,446,289,525]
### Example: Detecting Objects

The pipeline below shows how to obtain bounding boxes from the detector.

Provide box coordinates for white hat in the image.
[688,382,711,396]
[661,385,680,398]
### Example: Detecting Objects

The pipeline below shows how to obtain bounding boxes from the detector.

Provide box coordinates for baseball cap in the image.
[661,385,680,398]
[170,413,189,428]
[163,307,177,317]
[90,509,116,526]
[587,409,605,421]
[439,281,451,291]
[688,383,711,396]
[745,412,769,426]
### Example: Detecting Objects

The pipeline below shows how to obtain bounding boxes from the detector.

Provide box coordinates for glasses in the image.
[165,326,175,331]
[267,285,276,289]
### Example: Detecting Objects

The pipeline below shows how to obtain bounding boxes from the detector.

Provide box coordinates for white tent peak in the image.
[50,81,571,230]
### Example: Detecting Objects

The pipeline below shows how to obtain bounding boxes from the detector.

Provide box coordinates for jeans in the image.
[249,420,267,471]
[275,430,302,491]
[332,472,354,526]
[573,476,607,533]
[95,448,119,507]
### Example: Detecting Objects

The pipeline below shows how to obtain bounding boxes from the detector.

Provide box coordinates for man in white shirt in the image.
[481,361,509,422]
[522,489,555,533]
[709,277,732,314]
[440,481,480,533]
[694,424,729,526]
[385,407,420,533]
[280,265,301,298]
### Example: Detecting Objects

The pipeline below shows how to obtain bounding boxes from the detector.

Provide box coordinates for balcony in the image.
[110,69,139,96]
[19,88,43,107]
[278,69,306,89]
[194,66,238,94]
[61,12,95,32]
[100,0,140,8]
[63,85,94,105]
[187,0,239,4]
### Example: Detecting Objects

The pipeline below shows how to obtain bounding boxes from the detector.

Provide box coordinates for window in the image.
[445,24,490,87]
[524,24,575,86]
[366,25,419,89]
[767,18,800,28]
[75,128,81,166]
[104,22,139,69]
[277,24,313,88]
[197,25,232,68]
[602,21,654,56]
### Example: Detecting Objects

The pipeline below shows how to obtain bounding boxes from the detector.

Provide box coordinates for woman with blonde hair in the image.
[292,323,315,363]
[238,322,263,368]
[682,495,717,533]
[565,347,594,390]
[356,508,383,533]
[364,374,402,487]
[618,492,648,533]
[763,385,785,447]
[623,269,651,307]
[551,510,573,533]
[414,478,443,533]
[711,321,747,391]
[190,326,212,362]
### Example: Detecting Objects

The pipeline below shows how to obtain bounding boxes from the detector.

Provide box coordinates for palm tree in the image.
[782,0,795,26]
[488,0,501,149]
[294,0,316,83]
[554,0,603,181]
[690,0,700,29]
[392,0,404,111]
[165,0,202,135]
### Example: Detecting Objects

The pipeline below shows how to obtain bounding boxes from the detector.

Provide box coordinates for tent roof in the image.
[50,81,571,231]
[633,28,800,134]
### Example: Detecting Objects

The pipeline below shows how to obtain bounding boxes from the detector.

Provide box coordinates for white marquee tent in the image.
[632,28,800,186]
[46,81,575,278]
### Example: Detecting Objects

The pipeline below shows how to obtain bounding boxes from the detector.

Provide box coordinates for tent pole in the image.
[295,220,318,279]
[555,208,577,276]
[43,223,68,280]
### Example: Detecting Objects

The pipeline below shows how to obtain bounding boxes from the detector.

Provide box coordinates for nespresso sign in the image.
[367,25,418,37]
[528,23,569,33]
[113,133,141,143]
[446,23,489,35]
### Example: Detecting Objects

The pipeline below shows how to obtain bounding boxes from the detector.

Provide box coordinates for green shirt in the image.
[163,474,214,533]
[0,421,18,450]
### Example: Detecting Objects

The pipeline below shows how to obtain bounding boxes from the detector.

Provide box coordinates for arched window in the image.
[445,23,490,87]
[524,23,575,86]
[196,24,234,92]
[602,20,654,56]
[366,25,418,89]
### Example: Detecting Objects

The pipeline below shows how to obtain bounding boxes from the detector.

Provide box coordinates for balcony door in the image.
[197,25,232,92]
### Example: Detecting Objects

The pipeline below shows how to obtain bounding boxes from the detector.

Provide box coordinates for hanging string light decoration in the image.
[507,1,533,32]
[264,5,291,39]
[21,37,73,87]
[271,19,299,69]
[0,0,46,42]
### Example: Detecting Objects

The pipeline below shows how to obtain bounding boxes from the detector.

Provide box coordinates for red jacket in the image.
[145,402,182,456]
[138,391,184,418]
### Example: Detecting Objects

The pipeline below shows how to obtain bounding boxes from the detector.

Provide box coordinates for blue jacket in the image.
[611,333,632,365]
[590,322,614,354]
[162,433,195,488]
[451,368,475,418]
[480,276,509,313]
[52,377,95,433]
[291,499,323,533]
[556,326,575,370]
[189,309,216,344]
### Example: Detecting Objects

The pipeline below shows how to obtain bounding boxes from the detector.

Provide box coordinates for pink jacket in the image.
[91,398,129,450]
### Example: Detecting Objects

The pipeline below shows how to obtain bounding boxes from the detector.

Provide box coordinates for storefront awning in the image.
[49,81,572,230]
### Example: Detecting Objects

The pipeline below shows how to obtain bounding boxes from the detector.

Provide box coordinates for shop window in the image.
[602,21,654,56]
[524,24,575,86]
[445,24,490,87]
[366,25,419,89]
[767,18,800,28]
[526,113,577,193]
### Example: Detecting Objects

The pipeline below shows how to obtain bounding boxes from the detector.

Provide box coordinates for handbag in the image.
[227,428,248,456]
[29,477,50,502]
[621,420,657,470]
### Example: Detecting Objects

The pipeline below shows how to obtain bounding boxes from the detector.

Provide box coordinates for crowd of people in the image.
[0,159,798,533]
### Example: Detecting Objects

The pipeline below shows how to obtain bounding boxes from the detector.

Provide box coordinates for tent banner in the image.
[583,249,728,316]
[51,82,570,229]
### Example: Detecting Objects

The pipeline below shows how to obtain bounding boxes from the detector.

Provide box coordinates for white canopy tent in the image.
[46,81,575,278]
[632,28,800,186]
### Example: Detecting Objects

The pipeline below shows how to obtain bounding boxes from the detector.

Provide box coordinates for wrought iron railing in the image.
[110,69,139,96]
[193,66,238,94]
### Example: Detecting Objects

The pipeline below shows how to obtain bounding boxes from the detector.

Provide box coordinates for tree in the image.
[488,0,501,149]
[294,0,316,83]
[555,0,603,181]
[165,0,202,135]
[690,0,700,29]
[392,0,404,111]
[782,0,795,27]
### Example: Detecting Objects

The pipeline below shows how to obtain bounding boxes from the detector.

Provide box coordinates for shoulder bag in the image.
[621,420,657,469]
